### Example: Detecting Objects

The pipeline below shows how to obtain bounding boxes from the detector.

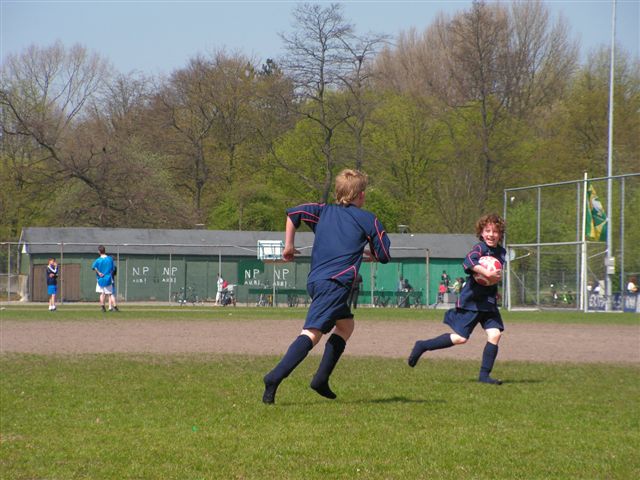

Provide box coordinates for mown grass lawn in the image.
[1,354,638,479]
[2,304,639,325]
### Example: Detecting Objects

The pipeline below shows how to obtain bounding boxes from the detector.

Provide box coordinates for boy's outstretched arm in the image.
[283,216,300,261]
[368,218,391,264]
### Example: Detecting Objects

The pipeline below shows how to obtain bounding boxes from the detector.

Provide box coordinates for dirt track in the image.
[1,320,638,364]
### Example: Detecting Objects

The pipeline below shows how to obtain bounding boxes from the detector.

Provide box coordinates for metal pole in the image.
[116,246,120,304]
[620,177,625,297]
[503,189,509,310]
[580,172,589,312]
[605,0,616,311]
[425,249,430,306]
[7,243,10,303]
[575,182,581,309]
[125,257,128,302]
[169,252,172,302]
[536,187,541,307]
[60,243,64,305]
[370,263,374,307]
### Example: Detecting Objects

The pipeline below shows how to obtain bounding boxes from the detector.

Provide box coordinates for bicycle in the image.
[172,286,201,306]
[220,286,236,307]
[257,293,272,307]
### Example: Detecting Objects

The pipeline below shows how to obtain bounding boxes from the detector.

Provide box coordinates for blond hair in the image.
[335,169,368,205]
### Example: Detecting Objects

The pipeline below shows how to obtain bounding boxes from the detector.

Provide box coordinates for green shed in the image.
[18,227,476,306]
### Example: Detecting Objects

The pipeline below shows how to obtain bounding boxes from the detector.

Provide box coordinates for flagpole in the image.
[580,172,588,312]
[605,0,616,311]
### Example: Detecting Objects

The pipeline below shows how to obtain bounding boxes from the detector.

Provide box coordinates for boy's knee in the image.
[451,334,468,345]
[302,329,323,346]
[334,318,355,340]
[486,329,502,344]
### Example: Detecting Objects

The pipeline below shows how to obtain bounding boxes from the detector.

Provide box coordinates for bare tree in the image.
[0,42,117,224]
[277,2,356,202]
[152,51,268,222]
[153,56,217,218]
[1,42,193,227]
[1,41,110,178]
[97,71,152,136]
[339,32,390,170]
[374,1,578,222]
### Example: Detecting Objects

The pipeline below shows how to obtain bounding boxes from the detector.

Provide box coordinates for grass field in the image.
[2,355,638,479]
[2,303,639,325]
[1,306,639,479]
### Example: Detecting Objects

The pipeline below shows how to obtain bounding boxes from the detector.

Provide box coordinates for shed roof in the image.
[19,227,476,259]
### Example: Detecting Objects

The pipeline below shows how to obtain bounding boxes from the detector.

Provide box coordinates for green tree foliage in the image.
[554,47,640,178]
[1,1,638,258]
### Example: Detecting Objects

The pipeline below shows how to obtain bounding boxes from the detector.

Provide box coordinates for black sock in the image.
[408,333,454,367]
[479,342,500,383]
[422,333,455,351]
[265,335,313,385]
[310,334,346,399]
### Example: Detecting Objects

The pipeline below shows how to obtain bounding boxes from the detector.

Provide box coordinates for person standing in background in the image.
[92,245,115,313]
[108,256,119,311]
[216,273,225,305]
[348,273,363,309]
[47,257,59,311]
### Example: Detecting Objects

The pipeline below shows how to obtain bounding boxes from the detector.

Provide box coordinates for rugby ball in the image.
[473,256,502,286]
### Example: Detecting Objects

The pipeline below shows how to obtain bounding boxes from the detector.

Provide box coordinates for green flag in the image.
[585,182,607,241]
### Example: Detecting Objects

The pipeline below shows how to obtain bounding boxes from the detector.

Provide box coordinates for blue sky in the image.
[2,1,638,77]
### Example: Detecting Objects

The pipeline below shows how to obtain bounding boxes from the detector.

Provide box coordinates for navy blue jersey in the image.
[456,241,506,312]
[286,203,391,286]
[46,264,58,286]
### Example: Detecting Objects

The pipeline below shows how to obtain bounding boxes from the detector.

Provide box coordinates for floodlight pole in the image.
[605,0,616,311]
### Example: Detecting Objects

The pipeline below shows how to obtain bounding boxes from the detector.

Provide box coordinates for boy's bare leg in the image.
[310,318,354,399]
[109,294,119,311]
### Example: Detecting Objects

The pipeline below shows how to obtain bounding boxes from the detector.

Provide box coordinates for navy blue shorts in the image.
[443,308,504,339]
[304,279,353,334]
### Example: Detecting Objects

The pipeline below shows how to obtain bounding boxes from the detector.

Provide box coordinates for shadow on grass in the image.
[348,395,446,405]
[460,378,544,385]
[277,395,445,406]
[500,378,543,384]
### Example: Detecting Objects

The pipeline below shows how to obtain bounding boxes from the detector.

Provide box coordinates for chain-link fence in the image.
[0,242,22,302]
[0,240,470,309]
[504,173,640,312]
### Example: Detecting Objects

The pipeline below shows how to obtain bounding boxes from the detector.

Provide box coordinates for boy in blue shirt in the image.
[263,169,391,404]
[47,257,59,311]
[91,245,115,313]
[408,213,507,385]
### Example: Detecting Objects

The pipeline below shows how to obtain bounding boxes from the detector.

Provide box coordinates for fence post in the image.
[425,249,430,307]
[60,242,64,305]
[7,243,10,303]
[169,252,172,303]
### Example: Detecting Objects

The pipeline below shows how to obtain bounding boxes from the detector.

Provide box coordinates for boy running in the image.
[263,169,391,404]
[408,213,507,385]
